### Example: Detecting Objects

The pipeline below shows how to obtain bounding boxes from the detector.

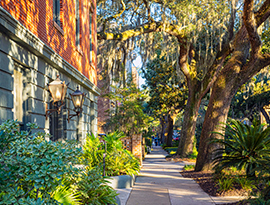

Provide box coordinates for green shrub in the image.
[0,120,82,204]
[145,137,153,147]
[172,139,179,147]
[211,119,270,177]
[77,167,118,205]
[83,131,140,176]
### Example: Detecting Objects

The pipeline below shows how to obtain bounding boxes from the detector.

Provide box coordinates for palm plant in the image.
[52,184,81,205]
[82,133,103,169]
[211,119,270,177]
[104,131,125,152]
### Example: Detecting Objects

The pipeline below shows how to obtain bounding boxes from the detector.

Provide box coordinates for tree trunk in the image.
[195,25,250,171]
[176,90,201,156]
[160,116,166,144]
[195,72,239,171]
[166,115,174,147]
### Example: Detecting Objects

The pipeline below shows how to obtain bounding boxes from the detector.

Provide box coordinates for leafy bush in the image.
[77,167,118,205]
[0,120,82,204]
[83,131,140,176]
[144,137,153,147]
[211,119,270,177]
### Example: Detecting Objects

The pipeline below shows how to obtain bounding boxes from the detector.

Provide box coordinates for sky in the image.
[133,55,145,88]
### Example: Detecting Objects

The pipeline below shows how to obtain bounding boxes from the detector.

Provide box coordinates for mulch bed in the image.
[180,170,251,205]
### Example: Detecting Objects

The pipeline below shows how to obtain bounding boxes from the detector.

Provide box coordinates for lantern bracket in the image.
[67,108,83,123]
[45,101,65,120]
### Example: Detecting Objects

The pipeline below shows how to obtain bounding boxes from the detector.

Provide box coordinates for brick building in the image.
[0,0,100,143]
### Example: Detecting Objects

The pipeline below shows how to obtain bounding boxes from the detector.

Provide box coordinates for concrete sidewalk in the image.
[117,146,247,205]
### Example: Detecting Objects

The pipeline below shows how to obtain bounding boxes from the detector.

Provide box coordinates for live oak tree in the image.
[196,0,270,171]
[142,50,187,146]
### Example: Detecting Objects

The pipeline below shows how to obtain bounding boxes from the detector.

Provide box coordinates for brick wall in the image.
[97,70,110,133]
[1,0,97,84]
[132,134,142,164]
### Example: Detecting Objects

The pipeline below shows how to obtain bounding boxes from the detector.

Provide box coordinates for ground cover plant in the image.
[0,120,118,205]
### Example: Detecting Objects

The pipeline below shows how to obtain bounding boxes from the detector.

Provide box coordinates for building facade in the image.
[0,0,100,143]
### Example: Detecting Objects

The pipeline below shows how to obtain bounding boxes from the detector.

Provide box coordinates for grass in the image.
[183,164,195,171]
[164,147,178,153]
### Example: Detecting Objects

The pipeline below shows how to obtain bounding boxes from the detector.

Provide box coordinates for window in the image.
[90,100,95,133]
[49,99,67,141]
[89,10,93,62]
[53,0,61,26]
[76,0,80,47]
[13,69,23,122]
[13,63,28,130]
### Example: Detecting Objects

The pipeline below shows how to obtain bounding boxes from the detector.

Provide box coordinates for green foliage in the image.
[142,52,187,118]
[211,119,270,177]
[183,165,195,171]
[0,120,82,204]
[77,167,118,205]
[230,69,270,121]
[217,178,235,192]
[144,136,153,147]
[186,151,198,160]
[104,80,154,135]
[235,176,254,191]
[83,132,140,176]
[82,133,104,169]
[249,197,270,205]
[51,182,81,205]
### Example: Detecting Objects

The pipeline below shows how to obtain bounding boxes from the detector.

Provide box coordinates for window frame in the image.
[75,0,80,48]
[53,0,61,26]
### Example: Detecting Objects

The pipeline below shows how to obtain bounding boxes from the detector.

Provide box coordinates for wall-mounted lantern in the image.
[45,75,69,120]
[67,86,86,123]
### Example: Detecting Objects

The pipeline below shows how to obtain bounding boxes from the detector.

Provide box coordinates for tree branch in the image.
[255,0,270,27]
[97,20,185,41]
[243,0,261,57]
[199,0,236,95]
[101,0,126,33]
[142,0,153,22]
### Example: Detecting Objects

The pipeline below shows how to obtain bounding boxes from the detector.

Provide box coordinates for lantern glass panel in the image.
[61,82,68,101]
[71,95,82,108]
[49,83,62,102]
[48,76,68,103]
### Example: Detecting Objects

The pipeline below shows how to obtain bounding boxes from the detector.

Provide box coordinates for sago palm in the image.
[211,119,270,177]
